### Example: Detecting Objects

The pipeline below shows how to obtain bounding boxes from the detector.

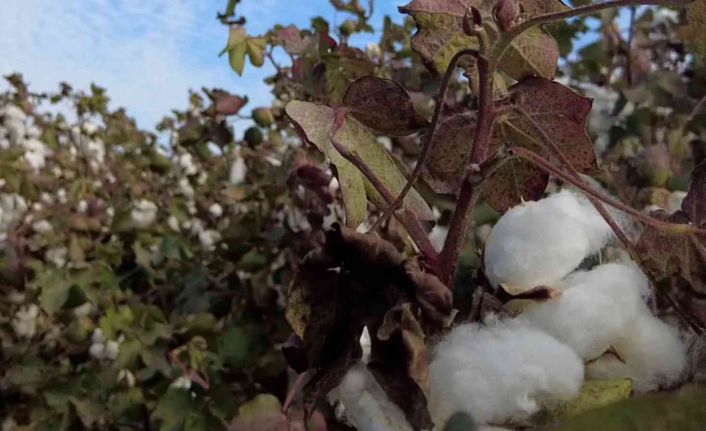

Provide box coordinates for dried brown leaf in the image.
[683,161,706,226]
[343,76,430,136]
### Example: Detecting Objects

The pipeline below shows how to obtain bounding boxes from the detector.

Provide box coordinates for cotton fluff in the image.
[517,262,649,360]
[484,190,612,293]
[332,363,412,431]
[586,311,687,392]
[229,157,247,184]
[428,319,584,426]
[130,199,158,229]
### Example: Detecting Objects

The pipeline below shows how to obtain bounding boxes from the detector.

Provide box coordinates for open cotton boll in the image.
[428,319,584,426]
[516,262,650,360]
[332,363,412,431]
[586,311,687,392]
[484,190,612,293]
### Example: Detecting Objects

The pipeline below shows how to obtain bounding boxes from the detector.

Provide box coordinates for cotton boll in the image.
[45,246,68,268]
[483,190,612,293]
[199,229,222,252]
[229,157,247,184]
[332,363,412,431]
[586,311,687,392]
[208,203,223,218]
[517,262,649,360]
[131,199,158,229]
[167,215,181,232]
[428,225,448,253]
[428,319,584,426]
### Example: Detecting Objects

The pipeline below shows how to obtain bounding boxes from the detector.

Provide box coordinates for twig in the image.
[511,146,706,235]
[626,6,637,87]
[369,49,481,232]
[492,0,696,62]
[682,92,706,137]
[330,136,439,260]
[438,54,495,285]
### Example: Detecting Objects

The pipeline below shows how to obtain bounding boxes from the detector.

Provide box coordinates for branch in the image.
[511,146,706,235]
[682,92,706,137]
[369,49,481,232]
[330,137,439,260]
[491,0,696,61]
[438,54,495,285]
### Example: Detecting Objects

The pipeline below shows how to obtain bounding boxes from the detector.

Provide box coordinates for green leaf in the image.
[246,37,267,67]
[548,387,706,431]
[36,269,72,314]
[225,27,248,76]
[218,327,250,367]
[285,101,367,227]
[540,379,633,423]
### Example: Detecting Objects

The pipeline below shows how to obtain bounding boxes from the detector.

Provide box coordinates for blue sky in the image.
[0,0,406,129]
[1,1,626,130]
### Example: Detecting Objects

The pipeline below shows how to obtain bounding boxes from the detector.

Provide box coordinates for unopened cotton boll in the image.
[332,363,412,431]
[428,319,584,426]
[484,190,612,293]
[517,262,650,360]
[586,311,687,392]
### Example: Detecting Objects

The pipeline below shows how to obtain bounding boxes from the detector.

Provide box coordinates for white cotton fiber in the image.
[586,311,687,392]
[517,262,650,360]
[332,363,412,431]
[484,190,613,293]
[428,319,584,426]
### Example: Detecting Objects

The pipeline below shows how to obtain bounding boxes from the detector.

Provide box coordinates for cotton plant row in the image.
[0,78,350,429]
[333,190,690,430]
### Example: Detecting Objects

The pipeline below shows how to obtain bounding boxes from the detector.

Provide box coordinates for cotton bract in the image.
[428,319,584,426]
[484,190,612,293]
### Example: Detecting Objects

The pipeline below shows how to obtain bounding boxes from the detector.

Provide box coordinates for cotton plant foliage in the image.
[427,319,584,426]
[483,190,614,293]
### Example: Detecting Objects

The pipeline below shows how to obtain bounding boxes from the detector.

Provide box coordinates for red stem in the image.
[438,55,495,286]
[330,136,439,260]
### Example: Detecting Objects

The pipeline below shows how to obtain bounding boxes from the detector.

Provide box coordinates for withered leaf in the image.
[422,112,476,194]
[404,260,453,317]
[275,24,309,55]
[326,224,405,271]
[482,157,549,212]
[343,76,430,136]
[636,210,706,295]
[399,0,559,79]
[207,89,248,116]
[503,77,596,173]
[369,304,433,430]
[682,161,706,226]
[484,77,595,212]
[685,0,706,56]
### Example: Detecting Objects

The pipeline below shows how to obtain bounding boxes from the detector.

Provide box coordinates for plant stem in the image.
[492,0,696,62]
[330,137,439,260]
[438,55,495,286]
[369,49,481,232]
[626,6,637,87]
[512,146,706,235]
